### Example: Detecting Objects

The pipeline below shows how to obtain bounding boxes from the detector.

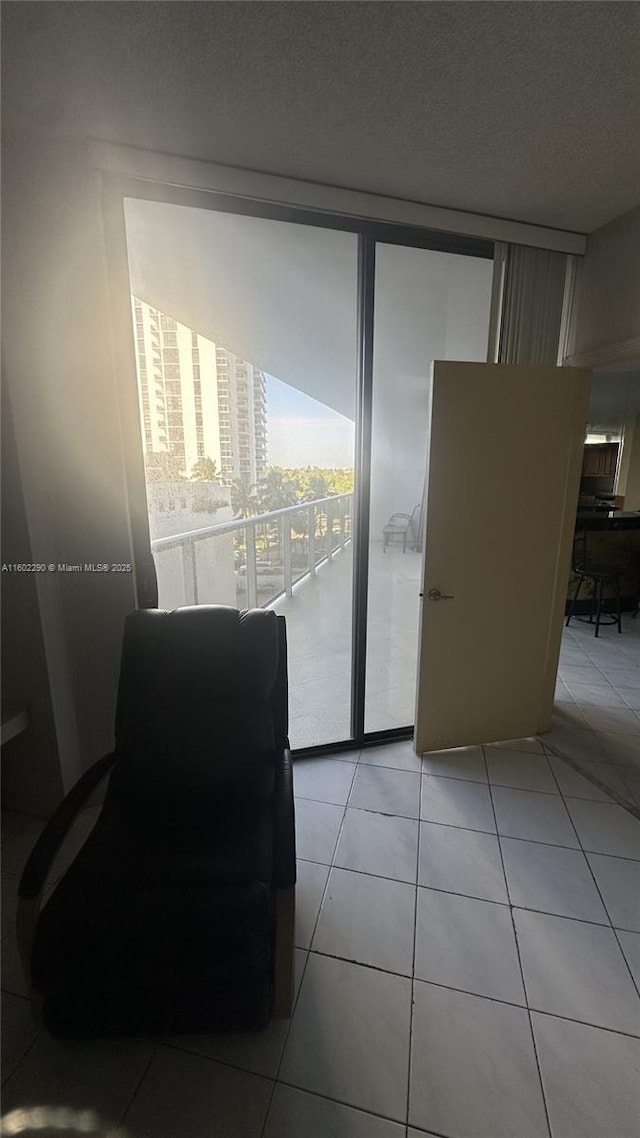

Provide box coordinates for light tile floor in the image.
[3,725,640,1137]
[550,611,640,816]
[280,539,640,765]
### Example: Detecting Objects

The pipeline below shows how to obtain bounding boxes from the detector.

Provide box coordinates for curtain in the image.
[498,244,570,365]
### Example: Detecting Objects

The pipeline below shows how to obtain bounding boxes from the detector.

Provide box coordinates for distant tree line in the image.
[145,453,225,483]
[230,467,354,518]
[143,452,354,519]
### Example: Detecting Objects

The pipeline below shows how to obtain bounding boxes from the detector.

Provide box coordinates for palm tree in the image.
[257,468,301,512]
[231,474,258,518]
[256,469,302,562]
[190,456,220,482]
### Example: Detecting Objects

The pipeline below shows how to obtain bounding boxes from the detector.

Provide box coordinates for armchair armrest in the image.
[272,744,296,1017]
[18,752,117,902]
[272,746,296,889]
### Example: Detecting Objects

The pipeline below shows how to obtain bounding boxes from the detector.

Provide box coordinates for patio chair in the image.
[382,503,422,553]
[17,605,296,1037]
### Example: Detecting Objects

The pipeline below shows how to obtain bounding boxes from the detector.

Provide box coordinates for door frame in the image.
[101,171,494,754]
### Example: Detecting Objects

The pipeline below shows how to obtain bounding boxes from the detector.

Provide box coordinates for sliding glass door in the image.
[365,244,494,732]
[123,197,358,750]
[116,182,493,751]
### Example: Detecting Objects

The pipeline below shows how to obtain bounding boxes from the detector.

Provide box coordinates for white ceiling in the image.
[2,2,639,233]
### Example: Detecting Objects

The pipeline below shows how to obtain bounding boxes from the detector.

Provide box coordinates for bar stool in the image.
[566,530,624,637]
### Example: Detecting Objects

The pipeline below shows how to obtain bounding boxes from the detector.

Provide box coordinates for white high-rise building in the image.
[131,297,267,486]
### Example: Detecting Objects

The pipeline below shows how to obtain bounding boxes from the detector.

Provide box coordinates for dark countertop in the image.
[576,511,640,531]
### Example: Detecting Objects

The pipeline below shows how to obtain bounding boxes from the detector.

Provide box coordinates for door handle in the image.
[426,588,455,601]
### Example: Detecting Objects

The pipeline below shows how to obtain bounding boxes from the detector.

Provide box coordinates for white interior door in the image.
[414,361,590,753]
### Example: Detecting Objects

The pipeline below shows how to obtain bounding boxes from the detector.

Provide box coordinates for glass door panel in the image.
[123,198,358,748]
[365,243,494,733]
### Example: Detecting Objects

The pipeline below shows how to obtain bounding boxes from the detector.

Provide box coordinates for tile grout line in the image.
[407,977,640,1041]
[571,712,640,750]
[423,773,565,797]
[543,758,620,934]
[299,757,358,950]
[614,934,640,1003]
[561,682,640,709]
[298,805,640,864]
[298,887,637,987]
[544,756,640,1006]
[614,770,640,812]
[304,946,410,980]
[259,751,366,1133]
[405,740,423,1132]
[424,756,635,805]
[118,1037,163,1129]
[257,1050,278,1136]
[482,743,554,1138]
[158,1032,284,1095]
[545,717,635,772]
[542,740,640,820]
[561,655,632,690]
[0,996,43,1090]
[294,748,420,1131]
[258,757,361,1134]
[341,746,633,1015]
[521,1006,640,1042]
[272,1075,415,1131]
[6,739,637,1132]
[297,860,634,932]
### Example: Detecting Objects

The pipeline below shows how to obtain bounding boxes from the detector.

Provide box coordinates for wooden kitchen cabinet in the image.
[582,443,619,476]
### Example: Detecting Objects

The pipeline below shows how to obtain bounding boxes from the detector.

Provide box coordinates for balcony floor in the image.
[271,541,421,748]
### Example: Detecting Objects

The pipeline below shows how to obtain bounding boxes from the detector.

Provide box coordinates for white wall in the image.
[2,136,137,798]
[570,205,640,357]
[1,383,64,816]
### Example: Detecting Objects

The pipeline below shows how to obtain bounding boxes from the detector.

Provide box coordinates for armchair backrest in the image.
[108,606,288,822]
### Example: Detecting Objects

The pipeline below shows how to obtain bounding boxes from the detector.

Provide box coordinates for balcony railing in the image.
[151,492,353,609]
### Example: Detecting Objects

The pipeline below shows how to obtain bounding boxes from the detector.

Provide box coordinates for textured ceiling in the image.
[2,1,639,233]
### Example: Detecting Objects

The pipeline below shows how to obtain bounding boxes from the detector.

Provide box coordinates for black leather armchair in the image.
[17,606,296,1038]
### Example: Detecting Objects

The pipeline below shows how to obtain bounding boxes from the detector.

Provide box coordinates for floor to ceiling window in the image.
[124,198,358,749]
[118,185,493,751]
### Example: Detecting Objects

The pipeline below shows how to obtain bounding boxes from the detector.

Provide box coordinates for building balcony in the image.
[150,493,419,748]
